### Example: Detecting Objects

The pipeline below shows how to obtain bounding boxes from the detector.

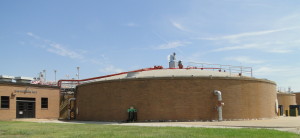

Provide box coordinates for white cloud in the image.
[171,21,189,32]
[125,22,138,27]
[267,49,292,53]
[213,43,262,52]
[27,32,40,39]
[255,66,300,77]
[99,65,123,74]
[255,67,279,74]
[27,32,85,60]
[47,43,84,59]
[253,66,300,91]
[200,27,300,41]
[276,14,300,27]
[156,41,190,49]
[225,56,265,64]
[212,41,297,53]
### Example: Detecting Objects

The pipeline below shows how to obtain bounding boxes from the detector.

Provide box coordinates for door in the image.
[16,98,36,118]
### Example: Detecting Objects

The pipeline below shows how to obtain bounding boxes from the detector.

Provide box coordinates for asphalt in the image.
[12,116,300,134]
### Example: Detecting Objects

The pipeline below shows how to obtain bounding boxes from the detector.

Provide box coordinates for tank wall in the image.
[76,77,277,121]
[277,93,296,111]
[295,93,300,105]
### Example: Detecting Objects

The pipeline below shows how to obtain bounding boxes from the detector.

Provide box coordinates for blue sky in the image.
[1,0,300,91]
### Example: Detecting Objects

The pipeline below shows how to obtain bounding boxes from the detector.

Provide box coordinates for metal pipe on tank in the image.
[68,98,76,120]
[214,90,223,121]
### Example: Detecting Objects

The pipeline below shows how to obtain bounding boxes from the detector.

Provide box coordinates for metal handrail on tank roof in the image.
[57,66,230,87]
[188,62,252,77]
[57,67,161,87]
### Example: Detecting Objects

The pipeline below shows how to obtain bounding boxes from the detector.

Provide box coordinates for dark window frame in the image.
[41,97,48,109]
[1,96,10,109]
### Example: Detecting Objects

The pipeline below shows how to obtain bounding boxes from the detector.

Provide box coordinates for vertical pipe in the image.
[68,98,76,120]
[214,90,223,121]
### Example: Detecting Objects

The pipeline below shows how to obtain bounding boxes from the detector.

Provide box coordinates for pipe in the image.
[57,67,160,87]
[57,67,223,87]
[214,90,222,101]
[68,98,76,120]
[214,90,223,121]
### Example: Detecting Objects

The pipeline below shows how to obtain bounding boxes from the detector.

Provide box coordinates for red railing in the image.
[57,65,248,88]
[57,67,163,87]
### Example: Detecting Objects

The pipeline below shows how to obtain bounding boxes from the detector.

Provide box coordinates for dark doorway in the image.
[278,105,283,116]
[16,97,36,118]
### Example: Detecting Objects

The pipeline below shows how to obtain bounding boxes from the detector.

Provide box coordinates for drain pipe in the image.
[214,90,224,121]
[68,98,76,120]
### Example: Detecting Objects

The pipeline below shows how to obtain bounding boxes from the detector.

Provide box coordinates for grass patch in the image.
[0,121,298,138]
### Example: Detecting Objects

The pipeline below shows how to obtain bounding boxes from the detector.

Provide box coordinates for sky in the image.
[1,0,300,91]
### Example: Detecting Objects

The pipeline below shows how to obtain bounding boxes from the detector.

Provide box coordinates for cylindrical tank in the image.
[295,93,300,105]
[277,93,297,111]
[76,74,277,121]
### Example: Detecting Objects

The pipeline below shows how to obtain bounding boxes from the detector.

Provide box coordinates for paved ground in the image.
[12,117,300,134]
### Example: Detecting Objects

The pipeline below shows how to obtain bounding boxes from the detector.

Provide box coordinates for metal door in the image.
[16,99,35,118]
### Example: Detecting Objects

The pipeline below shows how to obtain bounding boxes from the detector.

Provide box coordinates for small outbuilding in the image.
[0,76,60,121]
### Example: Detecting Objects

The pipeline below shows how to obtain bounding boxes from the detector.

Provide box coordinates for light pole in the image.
[54,70,57,82]
[77,67,80,80]
[43,70,46,82]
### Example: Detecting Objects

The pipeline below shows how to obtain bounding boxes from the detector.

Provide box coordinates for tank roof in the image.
[277,92,296,96]
[82,69,245,84]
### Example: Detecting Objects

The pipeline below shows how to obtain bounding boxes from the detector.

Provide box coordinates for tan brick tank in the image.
[295,93,300,105]
[76,76,277,122]
[277,93,296,111]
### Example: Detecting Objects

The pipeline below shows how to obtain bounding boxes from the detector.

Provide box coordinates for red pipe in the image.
[57,67,160,87]
[57,67,222,87]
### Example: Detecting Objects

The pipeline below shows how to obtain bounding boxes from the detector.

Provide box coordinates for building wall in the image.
[76,77,277,121]
[277,93,296,111]
[295,93,300,105]
[0,83,60,121]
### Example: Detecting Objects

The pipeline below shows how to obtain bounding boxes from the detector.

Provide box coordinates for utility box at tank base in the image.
[289,105,300,116]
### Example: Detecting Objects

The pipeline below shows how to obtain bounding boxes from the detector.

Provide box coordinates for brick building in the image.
[0,76,60,121]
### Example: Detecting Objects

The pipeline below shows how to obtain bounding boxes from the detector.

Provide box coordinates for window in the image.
[1,96,9,108]
[41,98,48,108]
